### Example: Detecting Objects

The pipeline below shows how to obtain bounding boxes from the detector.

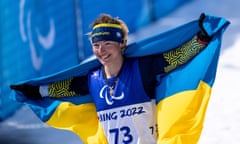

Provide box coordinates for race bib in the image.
[97,101,157,144]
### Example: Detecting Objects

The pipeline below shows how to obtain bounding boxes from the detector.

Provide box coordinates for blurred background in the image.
[0,0,239,143]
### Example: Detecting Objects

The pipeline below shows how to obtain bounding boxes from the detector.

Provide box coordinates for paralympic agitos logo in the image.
[100,85,125,105]
[19,0,55,71]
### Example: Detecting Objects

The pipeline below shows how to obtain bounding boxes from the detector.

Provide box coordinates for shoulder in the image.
[88,65,102,80]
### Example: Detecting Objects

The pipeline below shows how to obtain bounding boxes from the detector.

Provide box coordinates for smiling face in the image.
[89,14,129,65]
[92,41,123,66]
[89,14,128,77]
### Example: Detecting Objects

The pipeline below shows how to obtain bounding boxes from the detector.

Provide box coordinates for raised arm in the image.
[139,13,211,75]
[10,75,89,100]
[138,13,212,98]
[47,76,89,98]
[162,35,209,73]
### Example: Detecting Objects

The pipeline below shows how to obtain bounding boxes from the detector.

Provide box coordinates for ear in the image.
[120,40,127,46]
[120,41,127,53]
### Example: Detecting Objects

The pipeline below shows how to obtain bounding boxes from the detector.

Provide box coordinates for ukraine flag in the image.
[10,14,229,144]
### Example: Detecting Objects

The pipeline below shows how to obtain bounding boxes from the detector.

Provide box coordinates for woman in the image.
[11,13,212,143]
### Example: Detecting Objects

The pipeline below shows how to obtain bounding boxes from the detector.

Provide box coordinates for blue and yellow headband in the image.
[91,23,124,43]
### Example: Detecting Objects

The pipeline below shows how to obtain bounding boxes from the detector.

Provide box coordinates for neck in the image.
[103,57,124,78]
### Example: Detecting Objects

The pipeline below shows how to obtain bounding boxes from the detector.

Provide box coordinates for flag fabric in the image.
[154,15,230,143]
[10,14,230,143]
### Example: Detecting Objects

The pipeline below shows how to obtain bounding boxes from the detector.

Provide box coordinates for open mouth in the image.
[101,54,111,62]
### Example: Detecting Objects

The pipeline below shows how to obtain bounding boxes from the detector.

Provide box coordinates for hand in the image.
[10,84,42,100]
[198,13,212,42]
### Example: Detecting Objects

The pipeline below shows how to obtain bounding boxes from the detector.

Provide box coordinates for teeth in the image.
[102,55,110,60]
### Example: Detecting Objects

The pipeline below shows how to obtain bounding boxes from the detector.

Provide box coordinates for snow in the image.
[1,0,239,143]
